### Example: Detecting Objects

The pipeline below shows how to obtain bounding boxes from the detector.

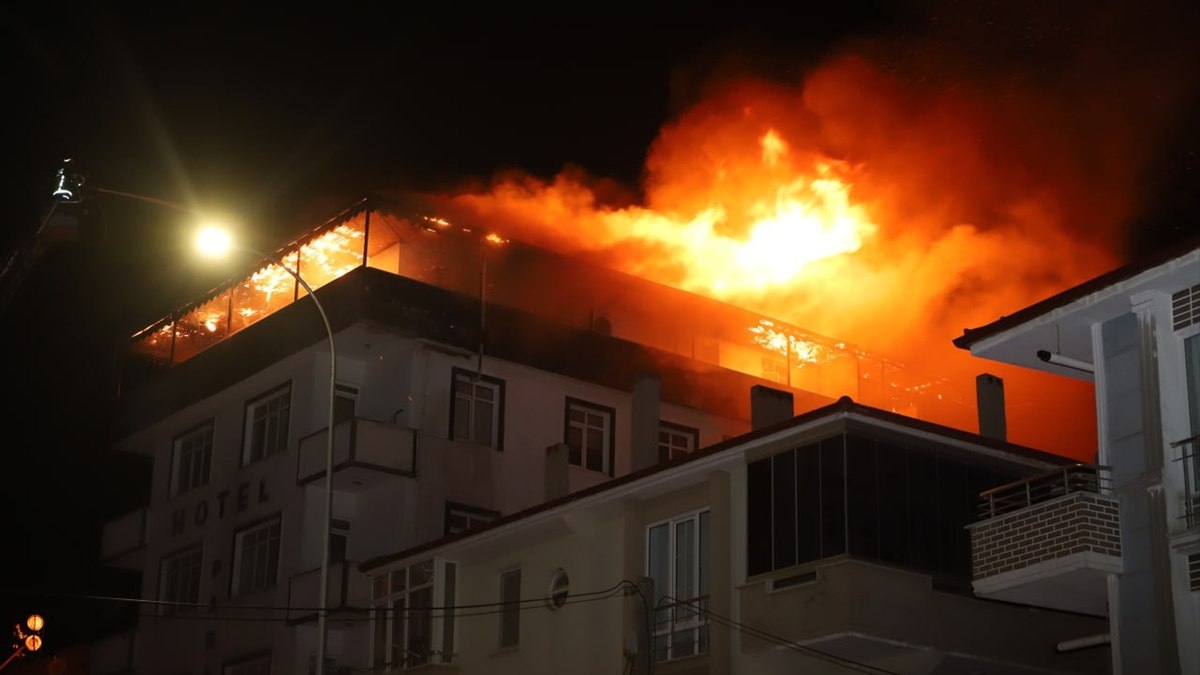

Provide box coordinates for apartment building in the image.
[956,241,1199,674]
[92,197,1111,674]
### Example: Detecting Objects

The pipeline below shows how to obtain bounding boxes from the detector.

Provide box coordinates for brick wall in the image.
[969,492,1120,580]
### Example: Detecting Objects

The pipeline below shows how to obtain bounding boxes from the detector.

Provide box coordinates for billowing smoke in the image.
[403,4,1197,460]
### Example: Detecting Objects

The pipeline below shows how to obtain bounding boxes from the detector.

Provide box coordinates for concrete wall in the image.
[1096,310,1181,674]
[739,558,1109,674]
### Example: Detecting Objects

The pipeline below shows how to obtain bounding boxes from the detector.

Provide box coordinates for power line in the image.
[661,595,901,675]
[3,580,633,620]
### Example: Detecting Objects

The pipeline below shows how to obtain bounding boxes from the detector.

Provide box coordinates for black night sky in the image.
[1,2,1197,654]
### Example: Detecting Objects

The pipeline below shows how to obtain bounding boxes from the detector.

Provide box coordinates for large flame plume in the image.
[410,49,1186,460]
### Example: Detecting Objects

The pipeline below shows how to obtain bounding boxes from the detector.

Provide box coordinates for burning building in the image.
[92,197,1109,674]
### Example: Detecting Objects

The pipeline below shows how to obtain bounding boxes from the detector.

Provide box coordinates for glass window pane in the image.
[648,524,670,605]
[699,512,710,596]
[173,291,231,363]
[453,396,470,440]
[390,598,405,666]
[772,450,797,569]
[586,429,604,471]
[820,436,846,557]
[846,434,878,559]
[797,443,821,563]
[474,399,494,445]
[297,223,365,293]
[675,519,696,599]
[408,587,432,665]
[908,450,939,571]
[746,458,772,575]
[372,604,388,667]
[877,441,910,566]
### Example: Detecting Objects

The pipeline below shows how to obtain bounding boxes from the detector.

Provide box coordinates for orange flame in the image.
[416,54,1144,460]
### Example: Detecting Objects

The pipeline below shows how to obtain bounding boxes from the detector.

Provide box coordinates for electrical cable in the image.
[661,594,901,675]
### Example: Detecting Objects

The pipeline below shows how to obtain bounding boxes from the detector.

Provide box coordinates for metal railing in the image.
[653,595,710,662]
[977,464,1111,519]
[1171,433,1200,528]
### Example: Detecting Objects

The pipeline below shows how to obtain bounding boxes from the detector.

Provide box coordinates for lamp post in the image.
[196,227,337,674]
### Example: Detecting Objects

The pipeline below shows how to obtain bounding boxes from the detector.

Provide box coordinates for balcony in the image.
[100,508,147,570]
[967,464,1122,616]
[297,417,416,491]
[287,560,372,624]
[1172,433,1200,529]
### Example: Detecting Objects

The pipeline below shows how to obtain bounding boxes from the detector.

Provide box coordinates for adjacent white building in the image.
[956,241,1199,675]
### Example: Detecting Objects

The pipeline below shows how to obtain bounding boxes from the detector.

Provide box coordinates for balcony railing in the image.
[297,417,416,489]
[1172,433,1200,527]
[977,463,1111,519]
[968,463,1121,616]
[286,561,371,624]
[653,595,710,663]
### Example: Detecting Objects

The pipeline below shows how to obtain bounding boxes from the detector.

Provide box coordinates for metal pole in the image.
[248,249,336,674]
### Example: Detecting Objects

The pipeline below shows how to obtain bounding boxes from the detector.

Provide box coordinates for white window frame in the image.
[445,502,499,536]
[371,559,457,670]
[159,545,203,614]
[658,421,699,463]
[565,398,615,475]
[498,567,521,649]
[243,384,291,465]
[646,509,710,663]
[171,421,213,495]
[450,369,504,449]
[231,516,281,596]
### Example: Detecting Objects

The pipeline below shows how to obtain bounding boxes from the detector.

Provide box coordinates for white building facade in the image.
[956,242,1199,675]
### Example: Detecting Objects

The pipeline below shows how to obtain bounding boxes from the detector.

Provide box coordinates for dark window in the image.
[243,384,290,465]
[172,422,213,495]
[908,451,940,571]
[819,437,846,557]
[444,502,500,535]
[746,459,772,576]
[747,430,1025,582]
[771,451,797,569]
[450,369,505,449]
[334,384,357,424]
[846,434,878,559]
[796,444,821,563]
[658,421,699,463]
[564,398,616,476]
[499,569,521,648]
[877,441,910,566]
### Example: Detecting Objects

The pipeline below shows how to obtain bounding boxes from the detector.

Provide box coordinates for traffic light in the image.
[1,615,45,671]
[19,615,43,652]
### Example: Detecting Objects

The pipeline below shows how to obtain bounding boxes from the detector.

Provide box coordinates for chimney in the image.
[751,385,794,430]
[545,442,569,501]
[976,373,1007,441]
[631,372,661,472]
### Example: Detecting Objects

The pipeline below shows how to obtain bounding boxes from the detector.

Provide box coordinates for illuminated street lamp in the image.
[195,226,338,674]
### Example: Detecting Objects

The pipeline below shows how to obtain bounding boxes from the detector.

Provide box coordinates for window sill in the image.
[488,645,520,658]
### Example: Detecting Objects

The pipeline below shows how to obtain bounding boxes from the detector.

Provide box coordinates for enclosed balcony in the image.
[967,464,1121,616]
[287,561,371,624]
[297,417,416,491]
[100,507,148,570]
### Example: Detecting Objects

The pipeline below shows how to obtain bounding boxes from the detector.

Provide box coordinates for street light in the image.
[196,225,338,675]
